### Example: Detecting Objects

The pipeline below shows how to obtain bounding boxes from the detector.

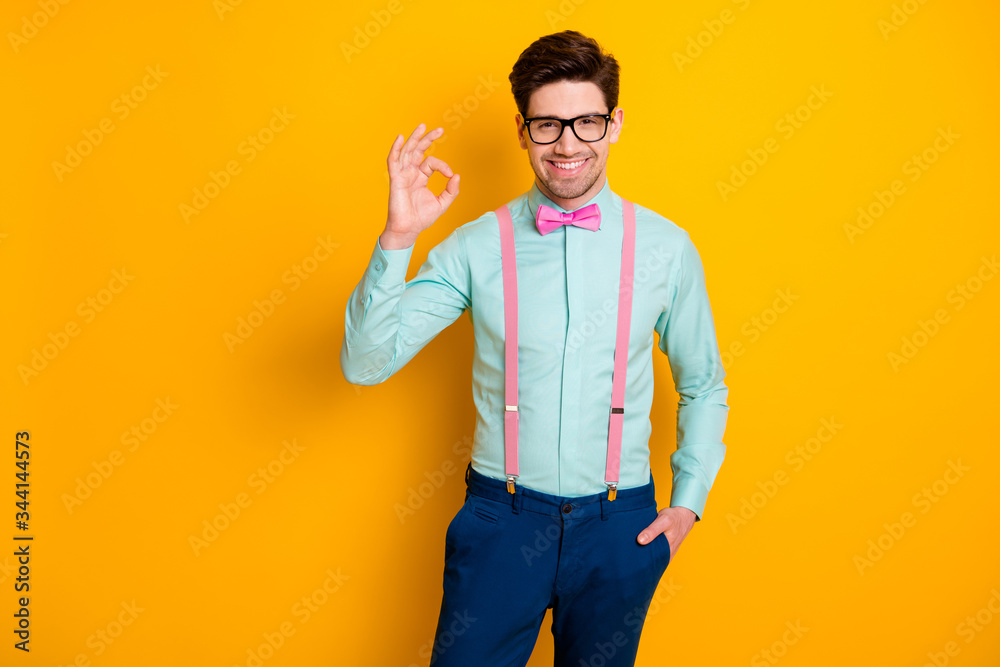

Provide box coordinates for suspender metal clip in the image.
[607,482,617,501]
[505,404,518,494]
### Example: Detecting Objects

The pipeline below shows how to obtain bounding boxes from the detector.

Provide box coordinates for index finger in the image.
[419,155,454,179]
[386,133,404,175]
[413,126,445,154]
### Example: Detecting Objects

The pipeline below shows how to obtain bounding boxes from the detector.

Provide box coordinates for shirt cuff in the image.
[368,236,415,291]
[669,478,708,523]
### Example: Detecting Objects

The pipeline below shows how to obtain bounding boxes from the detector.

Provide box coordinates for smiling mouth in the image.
[548,158,588,172]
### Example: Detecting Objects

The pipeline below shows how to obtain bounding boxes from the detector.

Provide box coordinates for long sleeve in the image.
[653,233,730,522]
[340,229,472,385]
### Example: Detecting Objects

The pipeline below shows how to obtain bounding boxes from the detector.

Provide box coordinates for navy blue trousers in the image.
[429,462,672,666]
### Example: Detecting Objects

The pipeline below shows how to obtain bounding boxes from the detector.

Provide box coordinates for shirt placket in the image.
[558,225,583,495]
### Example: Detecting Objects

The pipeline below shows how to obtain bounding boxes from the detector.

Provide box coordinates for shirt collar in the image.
[526,178,616,231]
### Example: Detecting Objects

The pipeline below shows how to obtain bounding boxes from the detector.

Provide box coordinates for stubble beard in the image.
[534,154,601,201]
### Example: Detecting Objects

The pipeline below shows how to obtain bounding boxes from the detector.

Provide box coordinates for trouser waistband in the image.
[464,462,656,520]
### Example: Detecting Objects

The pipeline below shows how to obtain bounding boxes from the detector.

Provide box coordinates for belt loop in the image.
[465,461,471,484]
[600,494,610,521]
[511,487,522,514]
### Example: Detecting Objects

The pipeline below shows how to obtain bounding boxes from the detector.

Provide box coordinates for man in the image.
[340,30,729,666]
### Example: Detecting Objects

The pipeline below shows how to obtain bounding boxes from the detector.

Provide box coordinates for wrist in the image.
[672,505,697,522]
[380,229,418,251]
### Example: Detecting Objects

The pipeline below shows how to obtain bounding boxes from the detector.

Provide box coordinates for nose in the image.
[551,128,588,158]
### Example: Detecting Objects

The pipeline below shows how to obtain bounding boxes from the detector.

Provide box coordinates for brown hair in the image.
[508,30,621,119]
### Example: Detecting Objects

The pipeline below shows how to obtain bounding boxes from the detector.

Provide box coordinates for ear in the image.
[609,108,624,145]
[516,114,528,150]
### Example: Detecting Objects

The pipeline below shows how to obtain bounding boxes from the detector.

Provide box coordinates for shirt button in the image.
[375,263,382,271]
[562,503,573,514]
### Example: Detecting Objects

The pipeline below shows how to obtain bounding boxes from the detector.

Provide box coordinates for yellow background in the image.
[2,0,999,665]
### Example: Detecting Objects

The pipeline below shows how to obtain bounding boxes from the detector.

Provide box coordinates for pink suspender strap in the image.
[606,198,636,500]
[495,198,636,500]
[497,204,520,493]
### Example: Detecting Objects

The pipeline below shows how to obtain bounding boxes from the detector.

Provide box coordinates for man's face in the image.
[516,79,623,208]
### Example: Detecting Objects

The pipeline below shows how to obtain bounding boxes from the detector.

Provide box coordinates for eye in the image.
[537,121,557,129]
[579,118,597,125]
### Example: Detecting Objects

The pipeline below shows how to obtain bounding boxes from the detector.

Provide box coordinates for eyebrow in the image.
[530,111,605,118]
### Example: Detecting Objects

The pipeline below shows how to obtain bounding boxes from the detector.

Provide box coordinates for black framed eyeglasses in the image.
[522,112,614,144]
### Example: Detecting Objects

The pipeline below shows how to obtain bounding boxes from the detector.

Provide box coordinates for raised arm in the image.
[340,123,468,385]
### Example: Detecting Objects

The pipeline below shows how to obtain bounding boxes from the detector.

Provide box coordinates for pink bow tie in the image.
[535,202,601,236]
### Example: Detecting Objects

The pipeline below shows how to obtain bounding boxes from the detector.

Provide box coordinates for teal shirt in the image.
[340,178,729,521]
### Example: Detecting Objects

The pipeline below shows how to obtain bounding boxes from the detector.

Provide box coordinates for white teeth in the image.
[552,159,585,170]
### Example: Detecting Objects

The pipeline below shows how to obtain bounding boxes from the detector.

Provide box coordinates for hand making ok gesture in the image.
[381,123,460,250]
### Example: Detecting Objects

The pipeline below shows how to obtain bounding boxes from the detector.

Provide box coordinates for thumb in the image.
[637,520,662,545]
[436,173,460,210]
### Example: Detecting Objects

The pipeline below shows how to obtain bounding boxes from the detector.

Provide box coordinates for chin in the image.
[535,166,597,199]
[540,169,597,200]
